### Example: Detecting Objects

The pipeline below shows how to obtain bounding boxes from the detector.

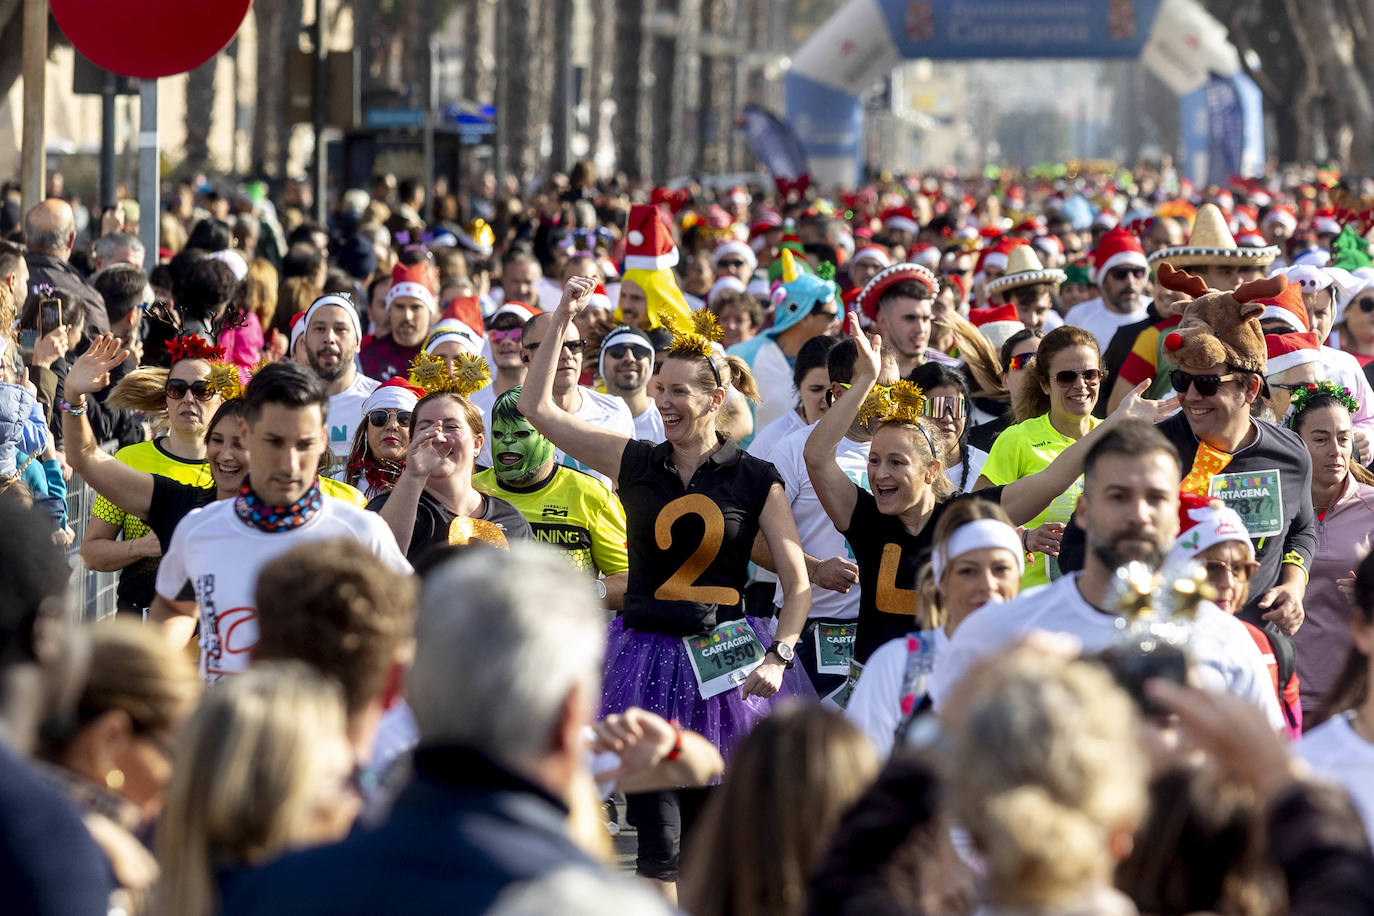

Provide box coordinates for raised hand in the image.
[64,334,130,398]
[558,276,598,318]
[847,312,882,385]
[1114,379,1178,424]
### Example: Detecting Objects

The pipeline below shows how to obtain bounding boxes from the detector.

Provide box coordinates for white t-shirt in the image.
[1295,713,1374,849]
[562,387,636,488]
[746,409,806,458]
[155,496,411,682]
[765,424,871,620]
[846,630,949,757]
[1063,296,1152,351]
[945,445,989,494]
[631,403,665,443]
[326,372,381,474]
[742,338,796,440]
[927,572,1285,728]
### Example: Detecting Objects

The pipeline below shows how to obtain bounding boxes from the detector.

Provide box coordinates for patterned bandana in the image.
[234,476,323,532]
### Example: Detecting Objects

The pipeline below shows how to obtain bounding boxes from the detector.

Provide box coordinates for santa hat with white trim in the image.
[881,205,919,235]
[386,262,437,311]
[1264,331,1323,377]
[909,243,941,271]
[851,243,891,271]
[623,204,680,272]
[1091,227,1149,284]
[588,283,613,315]
[710,239,757,273]
[1256,283,1310,333]
[968,303,1026,352]
[1166,492,1254,571]
[424,318,485,356]
[489,302,540,325]
[707,276,746,307]
[362,377,426,414]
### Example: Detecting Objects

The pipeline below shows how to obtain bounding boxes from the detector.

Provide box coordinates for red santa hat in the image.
[974,237,1026,277]
[1313,208,1342,236]
[588,283,613,315]
[968,303,1025,351]
[490,301,541,325]
[881,205,919,235]
[423,318,485,357]
[362,377,426,414]
[1091,227,1148,284]
[710,239,758,273]
[386,262,437,311]
[1091,210,1120,231]
[288,310,308,352]
[1256,283,1310,333]
[1264,331,1323,376]
[624,204,680,272]
[909,242,941,271]
[1167,493,1254,569]
[1262,204,1298,234]
[851,243,891,269]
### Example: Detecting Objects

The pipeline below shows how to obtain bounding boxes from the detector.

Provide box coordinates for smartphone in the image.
[38,297,62,335]
[1093,642,1189,718]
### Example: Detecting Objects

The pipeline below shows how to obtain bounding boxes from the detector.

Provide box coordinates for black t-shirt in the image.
[968,412,1012,454]
[843,484,1005,662]
[367,487,532,561]
[1059,413,1316,627]
[617,436,782,636]
[148,474,217,552]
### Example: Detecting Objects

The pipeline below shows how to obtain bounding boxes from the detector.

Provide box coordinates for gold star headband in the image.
[408,351,491,399]
[205,363,246,401]
[856,379,927,425]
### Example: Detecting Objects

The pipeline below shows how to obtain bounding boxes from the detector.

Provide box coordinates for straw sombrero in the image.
[985,245,1066,296]
[1147,202,1279,268]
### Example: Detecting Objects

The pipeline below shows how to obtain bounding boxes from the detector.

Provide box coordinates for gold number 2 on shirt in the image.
[654,494,741,605]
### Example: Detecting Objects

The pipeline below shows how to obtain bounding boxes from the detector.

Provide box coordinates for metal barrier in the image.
[66,474,121,622]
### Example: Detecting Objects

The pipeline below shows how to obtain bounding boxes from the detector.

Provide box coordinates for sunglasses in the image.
[523,339,586,355]
[605,343,652,360]
[922,395,967,419]
[488,327,523,343]
[1354,298,1374,313]
[1054,368,1102,386]
[1006,352,1034,371]
[1203,559,1258,581]
[718,259,747,269]
[942,268,972,277]
[1169,369,1238,396]
[368,409,412,427]
[1108,266,1147,282]
[165,379,215,401]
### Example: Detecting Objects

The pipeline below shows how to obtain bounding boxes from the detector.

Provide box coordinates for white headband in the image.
[303,294,362,342]
[386,280,436,311]
[362,384,420,413]
[424,319,483,356]
[931,519,1025,584]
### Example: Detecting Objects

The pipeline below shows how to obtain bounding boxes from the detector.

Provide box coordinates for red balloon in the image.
[51,0,251,79]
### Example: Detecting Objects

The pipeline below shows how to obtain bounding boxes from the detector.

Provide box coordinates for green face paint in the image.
[491,386,554,485]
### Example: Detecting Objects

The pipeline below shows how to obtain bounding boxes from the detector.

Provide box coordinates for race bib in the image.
[814,622,857,675]
[682,620,765,699]
[1209,469,1282,538]
[825,658,866,709]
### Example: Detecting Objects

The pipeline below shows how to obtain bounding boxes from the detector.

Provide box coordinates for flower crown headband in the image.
[1287,380,1360,424]
[166,335,226,364]
[408,350,491,399]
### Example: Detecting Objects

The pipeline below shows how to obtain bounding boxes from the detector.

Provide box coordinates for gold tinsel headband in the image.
[408,351,491,399]
[666,310,726,386]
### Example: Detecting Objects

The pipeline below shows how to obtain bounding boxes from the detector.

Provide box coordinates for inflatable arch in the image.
[785,0,1263,187]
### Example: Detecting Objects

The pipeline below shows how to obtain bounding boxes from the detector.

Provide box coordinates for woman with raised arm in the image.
[62,335,249,552]
[520,276,812,898]
[805,316,1176,667]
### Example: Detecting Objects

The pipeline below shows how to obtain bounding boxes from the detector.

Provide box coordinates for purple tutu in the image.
[600,615,815,768]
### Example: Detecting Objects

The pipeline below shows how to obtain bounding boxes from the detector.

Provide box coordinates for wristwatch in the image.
[766,640,795,668]
[594,579,608,601]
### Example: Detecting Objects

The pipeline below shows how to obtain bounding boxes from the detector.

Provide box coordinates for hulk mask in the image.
[491,386,555,485]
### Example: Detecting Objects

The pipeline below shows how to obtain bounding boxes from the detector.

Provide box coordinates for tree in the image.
[613,0,648,179]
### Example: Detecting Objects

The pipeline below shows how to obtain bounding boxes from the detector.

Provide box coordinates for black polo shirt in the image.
[617,436,782,636]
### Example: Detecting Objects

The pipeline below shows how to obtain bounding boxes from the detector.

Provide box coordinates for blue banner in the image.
[740,105,812,180]
[877,0,1162,60]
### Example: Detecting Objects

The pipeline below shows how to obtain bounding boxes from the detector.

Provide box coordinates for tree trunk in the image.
[587,0,612,169]
[650,0,680,181]
[1308,0,1374,171]
[183,57,218,176]
[697,0,735,173]
[500,0,535,182]
[613,0,647,180]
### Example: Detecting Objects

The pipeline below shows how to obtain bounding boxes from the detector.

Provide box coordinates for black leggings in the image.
[625,786,715,881]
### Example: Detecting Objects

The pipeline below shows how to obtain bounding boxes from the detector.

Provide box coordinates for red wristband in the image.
[665,727,683,762]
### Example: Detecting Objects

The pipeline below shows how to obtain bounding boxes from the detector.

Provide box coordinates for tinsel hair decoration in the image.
[666,308,724,360]
[1287,380,1360,425]
[167,335,227,364]
[408,351,491,399]
[855,380,927,426]
[204,362,245,401]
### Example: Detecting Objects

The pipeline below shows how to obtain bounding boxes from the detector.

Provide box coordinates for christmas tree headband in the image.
[1287,380,1360,425]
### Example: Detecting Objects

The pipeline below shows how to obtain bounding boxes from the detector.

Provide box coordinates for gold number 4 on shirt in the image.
[654,494,741,606]
[875,543,918,616]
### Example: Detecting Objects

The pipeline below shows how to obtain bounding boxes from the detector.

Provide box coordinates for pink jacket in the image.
[218,317,264,376]
[1295,477,1374,715]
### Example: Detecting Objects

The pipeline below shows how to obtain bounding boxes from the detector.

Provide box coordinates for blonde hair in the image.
[681,704,880,916]
[914,498,1015,630]
[950,649,1146,909]
[159,212,187,256]
[667,351,760,434]
[873,417,954,502]
[244,257,280,332]
[106,366,172,412]
[149,663,350,916]
[943,313,1005,400]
